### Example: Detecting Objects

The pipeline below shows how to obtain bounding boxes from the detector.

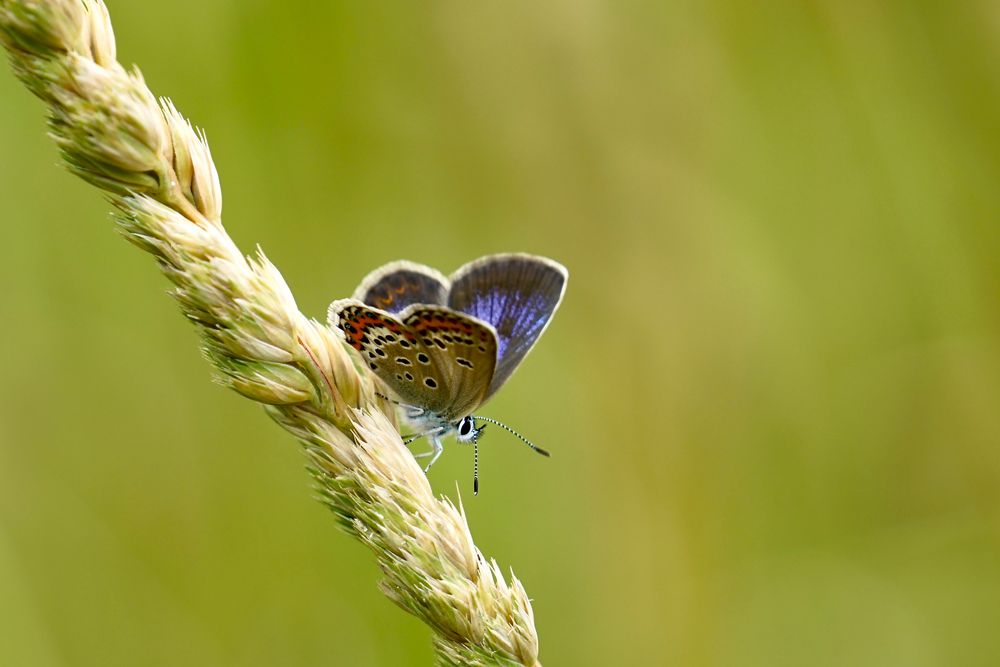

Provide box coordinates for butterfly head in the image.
[455,415,487,444]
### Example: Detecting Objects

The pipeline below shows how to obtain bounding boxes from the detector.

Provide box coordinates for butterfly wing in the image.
[329,300,497,421]
[398,305,499,419]
[448,253,567,400]
[352,260,449,314]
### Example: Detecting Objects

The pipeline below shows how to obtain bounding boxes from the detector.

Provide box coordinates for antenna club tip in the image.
[537,448,551,457]
[474,480,479,494]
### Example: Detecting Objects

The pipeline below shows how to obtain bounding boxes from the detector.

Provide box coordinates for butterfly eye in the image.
[458,417,473,438]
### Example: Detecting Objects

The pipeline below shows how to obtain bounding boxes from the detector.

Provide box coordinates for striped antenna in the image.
[473,434,480,495]
[472,416,550,457]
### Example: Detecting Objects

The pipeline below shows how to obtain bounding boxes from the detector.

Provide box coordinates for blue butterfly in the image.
[329,253,567,491]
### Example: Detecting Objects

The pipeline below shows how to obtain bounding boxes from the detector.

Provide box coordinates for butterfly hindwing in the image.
[448,254,567,400]
[329,300,497,421]
[351,261,448,315]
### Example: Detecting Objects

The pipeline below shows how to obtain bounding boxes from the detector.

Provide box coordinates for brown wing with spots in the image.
[399,305,498,420]
[329,300,497,420]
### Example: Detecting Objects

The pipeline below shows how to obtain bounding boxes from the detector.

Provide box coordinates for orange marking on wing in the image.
[412,318,476,335]
[339,306,422,350]
[343,310,408,351]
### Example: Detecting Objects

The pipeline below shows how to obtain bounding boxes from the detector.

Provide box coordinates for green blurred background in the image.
[2,1,999,665]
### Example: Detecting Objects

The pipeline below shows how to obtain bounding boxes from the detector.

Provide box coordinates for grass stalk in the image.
[0,1,542,664]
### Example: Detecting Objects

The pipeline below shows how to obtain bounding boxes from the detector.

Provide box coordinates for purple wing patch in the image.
[448,254,567,400]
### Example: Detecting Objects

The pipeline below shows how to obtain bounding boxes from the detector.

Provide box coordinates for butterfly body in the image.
[329,253,567,478]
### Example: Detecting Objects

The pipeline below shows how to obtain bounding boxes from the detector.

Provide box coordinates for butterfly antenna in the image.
[473,434,480,495]
[472,416,550,457]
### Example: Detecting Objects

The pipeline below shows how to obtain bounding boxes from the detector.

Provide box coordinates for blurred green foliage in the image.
[1,1,999,665]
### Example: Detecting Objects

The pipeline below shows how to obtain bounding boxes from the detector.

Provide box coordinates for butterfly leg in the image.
[403,432,428,447]
[374,392,425,417]
[409,428,443,459]
[403,405,427,420]
[420,435,444,472]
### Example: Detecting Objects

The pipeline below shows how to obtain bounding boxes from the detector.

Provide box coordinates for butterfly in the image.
[328,253,567,492]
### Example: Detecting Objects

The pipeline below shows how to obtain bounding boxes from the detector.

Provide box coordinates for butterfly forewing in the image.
[448,254,567,400]
[352,261,448,315]
[330,300,497,421]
